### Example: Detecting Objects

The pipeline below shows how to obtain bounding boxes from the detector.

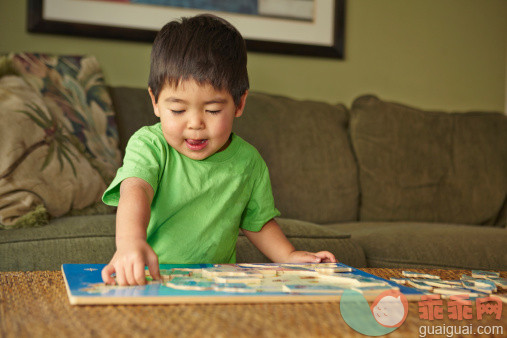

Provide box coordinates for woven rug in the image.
[1,268,505,337]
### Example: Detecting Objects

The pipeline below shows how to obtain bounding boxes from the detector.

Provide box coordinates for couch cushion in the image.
[236,218,367,267]
[0,215,116,271]
[0,215,367,271]
[350,95,507,226]
[326,222,507,270]
[234,92,359,224]
[108,86,158,154]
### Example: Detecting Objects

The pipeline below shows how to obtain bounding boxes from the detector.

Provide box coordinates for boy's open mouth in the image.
[185,139,208,151]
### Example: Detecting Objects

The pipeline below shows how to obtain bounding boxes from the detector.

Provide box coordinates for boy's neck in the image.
[217,133,233,153]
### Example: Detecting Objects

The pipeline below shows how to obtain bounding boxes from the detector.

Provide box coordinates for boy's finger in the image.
[315,251,337,263]
[301,252,321,263]
[115,265,128,286]
[133,261,147,285]
[147,255,161,280]
[125,264,136,286]
[101,264,116,285]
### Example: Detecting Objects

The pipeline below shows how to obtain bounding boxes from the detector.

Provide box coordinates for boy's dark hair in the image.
[149,14,249,106]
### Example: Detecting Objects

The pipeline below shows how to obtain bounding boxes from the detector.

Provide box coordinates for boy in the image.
[101,14,336,286]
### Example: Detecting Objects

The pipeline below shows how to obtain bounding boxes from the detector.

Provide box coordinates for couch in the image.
[1,57,506,272]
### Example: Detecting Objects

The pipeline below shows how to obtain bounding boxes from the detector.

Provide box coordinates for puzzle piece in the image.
[402,271,440,279]
[201,266,263,278]
[471,270,500,279]
[390,277,411,285]
[496,294,507,304]
[407,279,434,291]
[213,283,257,293]
[236,264,278,275]
[282,284,346,294]
[314,266,353,274]
[461,279,497,294]
[319,273,388,287]
[422,279,462,289]
[432,287,486,299]
[166,277,214,291]
[485,276,507,288]
[352,284,399,296]
[214,275,263,284]
[277,266,319,276]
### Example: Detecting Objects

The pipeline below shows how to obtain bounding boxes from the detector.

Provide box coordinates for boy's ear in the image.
[234,90,248,118]
[148,87,161,117]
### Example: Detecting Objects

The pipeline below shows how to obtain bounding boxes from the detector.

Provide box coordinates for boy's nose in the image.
[187,112,204,130]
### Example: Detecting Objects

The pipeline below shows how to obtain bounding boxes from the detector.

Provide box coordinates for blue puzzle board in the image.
[62,263,427,305]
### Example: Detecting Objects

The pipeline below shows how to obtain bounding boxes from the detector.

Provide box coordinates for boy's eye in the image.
[170,110,185,114]
[207,110,221,115]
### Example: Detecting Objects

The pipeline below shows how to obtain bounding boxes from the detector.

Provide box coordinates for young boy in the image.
[101,14,336,286]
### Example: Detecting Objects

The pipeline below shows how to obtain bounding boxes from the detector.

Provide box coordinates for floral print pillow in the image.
[0,53,122,229]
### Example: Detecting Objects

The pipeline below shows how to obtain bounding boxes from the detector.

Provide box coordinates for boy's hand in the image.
[286,250,337,263]
[101,239,161,286]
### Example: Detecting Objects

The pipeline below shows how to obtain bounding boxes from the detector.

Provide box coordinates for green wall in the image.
[1,0,506,111]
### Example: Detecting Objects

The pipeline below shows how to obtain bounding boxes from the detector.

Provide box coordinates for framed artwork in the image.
[27,0,345,58]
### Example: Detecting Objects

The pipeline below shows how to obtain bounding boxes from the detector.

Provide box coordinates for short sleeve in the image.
[240,162,281,232]
[102,127,165,206]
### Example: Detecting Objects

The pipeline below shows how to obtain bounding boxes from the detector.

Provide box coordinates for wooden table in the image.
[1,268,505,337]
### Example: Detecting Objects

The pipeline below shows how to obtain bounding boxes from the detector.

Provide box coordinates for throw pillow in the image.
[0,53,122,229]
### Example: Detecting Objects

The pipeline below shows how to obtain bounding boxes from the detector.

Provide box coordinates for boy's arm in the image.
[101,177,161,285]
[241,219,336,263]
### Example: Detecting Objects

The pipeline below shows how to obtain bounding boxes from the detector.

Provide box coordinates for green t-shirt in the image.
[103,123,280,264]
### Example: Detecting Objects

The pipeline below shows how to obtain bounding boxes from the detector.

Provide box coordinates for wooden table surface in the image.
[1,268,505,337]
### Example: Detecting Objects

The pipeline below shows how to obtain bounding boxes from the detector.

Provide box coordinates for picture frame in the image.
[27,0,345,59]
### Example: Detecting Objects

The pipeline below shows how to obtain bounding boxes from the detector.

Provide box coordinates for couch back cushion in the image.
[350,95,507,226]
[108,87,158,154]
[234,92,359,224]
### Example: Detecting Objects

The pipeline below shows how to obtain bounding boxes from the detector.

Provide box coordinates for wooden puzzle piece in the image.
[461,275,500,291]
[471,270,500,279]
[422,279,462,289]
[201,266,264,278]
[166,277,214,291]
[315,266,353,274]
[145,268,196,282]
[496,294,507,304]
[461,280,495,294]
[485,277,507,288]
[402,271,440,279]
[276,267,319,276]
[213,283,257,293]
[282,284,347,294]
[407,280,434,291]
[319,273,388,287]
[352,284,399,296]
[214,275,263,284]
[432,287,487,298]
[235,263,279,275]
[390,278,411,285]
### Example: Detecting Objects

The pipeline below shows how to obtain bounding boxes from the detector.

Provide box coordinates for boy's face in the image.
[149,79,247,160]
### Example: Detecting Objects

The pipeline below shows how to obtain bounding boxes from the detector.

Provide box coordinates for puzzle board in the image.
[62,263,427,305]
